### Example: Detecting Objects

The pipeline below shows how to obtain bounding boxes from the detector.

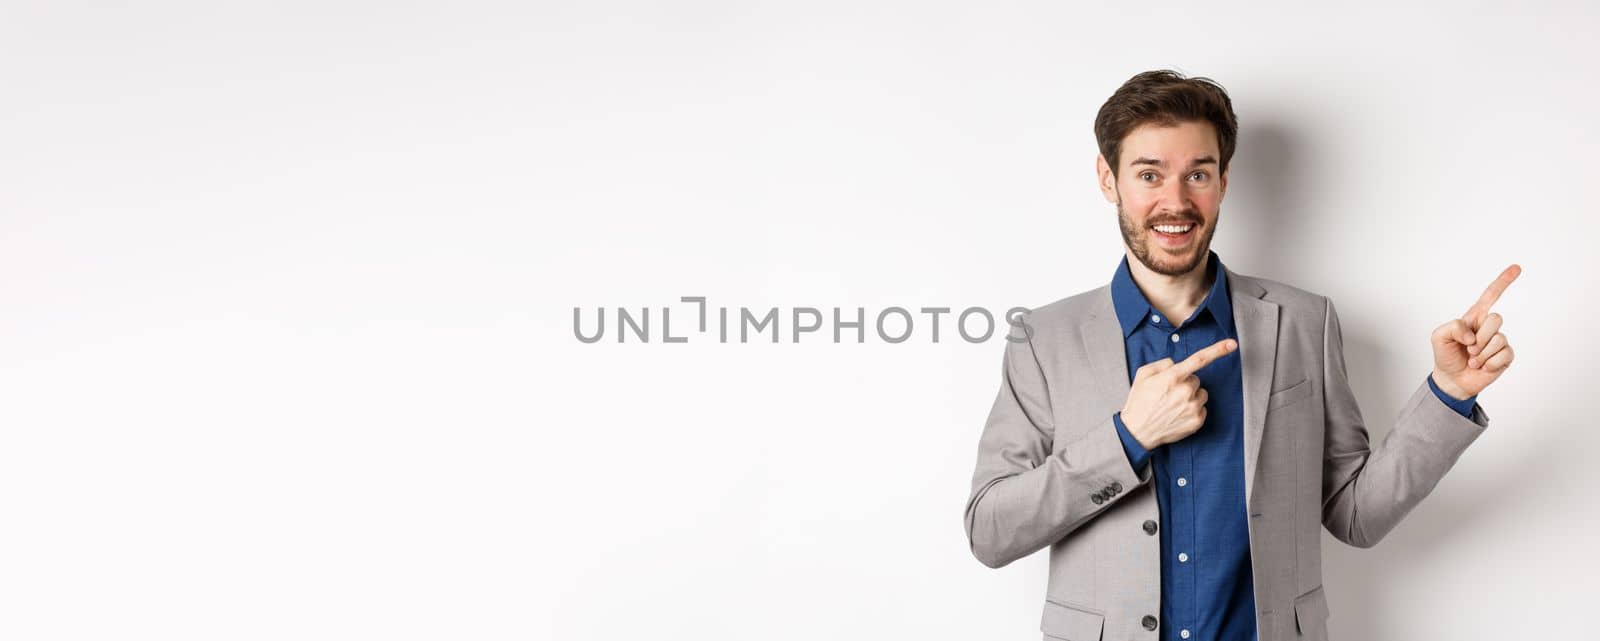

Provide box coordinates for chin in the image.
[1144,245,1207,276]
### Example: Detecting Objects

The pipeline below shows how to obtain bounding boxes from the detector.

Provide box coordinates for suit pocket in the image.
[1293,584,1330,639]
[1041,598,1104,641]
[1267,377,1312,413]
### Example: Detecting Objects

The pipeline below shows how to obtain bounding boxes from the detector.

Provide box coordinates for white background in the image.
[2,1,1596,639]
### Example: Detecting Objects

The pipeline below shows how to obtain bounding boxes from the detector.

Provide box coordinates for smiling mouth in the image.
[1150,222,1198,247]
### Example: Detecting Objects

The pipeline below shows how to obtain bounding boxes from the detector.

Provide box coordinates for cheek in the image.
[1189,190,1224,214]
[1119,190,1161,213]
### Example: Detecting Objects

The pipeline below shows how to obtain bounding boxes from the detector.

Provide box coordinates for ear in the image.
[1217,165,1229,202]
[1095,154,1118,204]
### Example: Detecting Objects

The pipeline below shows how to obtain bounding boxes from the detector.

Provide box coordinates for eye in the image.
[1140,172,1157,182]
[1188,171,1209,181]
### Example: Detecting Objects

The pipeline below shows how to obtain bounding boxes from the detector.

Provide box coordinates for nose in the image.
[1158,177,1193,215]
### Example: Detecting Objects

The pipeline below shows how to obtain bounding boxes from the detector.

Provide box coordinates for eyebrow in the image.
[1128,155,1218,168]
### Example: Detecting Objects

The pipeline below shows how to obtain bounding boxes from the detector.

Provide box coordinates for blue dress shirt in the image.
[1107,251,1474,641]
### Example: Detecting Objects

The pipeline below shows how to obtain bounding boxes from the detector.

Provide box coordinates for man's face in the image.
[1096,120,1228,277]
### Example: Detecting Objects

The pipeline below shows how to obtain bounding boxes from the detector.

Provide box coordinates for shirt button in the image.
[1181,629,1191,639]
[1142,615,1158,630]
[1177,477,1188,487]
[1178,552,1189,563]
[1151,314,1161,324]
[1143,520,1158,535]
[1171,333,1180,343]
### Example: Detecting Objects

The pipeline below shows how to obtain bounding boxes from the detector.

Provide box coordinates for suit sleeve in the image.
[1427,373,1478,417]
[963,313,1152,569]
[1319,296,1490,548]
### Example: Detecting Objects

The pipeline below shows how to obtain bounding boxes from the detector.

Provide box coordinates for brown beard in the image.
[1117,199,1216,277]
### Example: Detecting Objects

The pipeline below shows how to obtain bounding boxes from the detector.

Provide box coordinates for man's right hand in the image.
[1120,337,1238,450]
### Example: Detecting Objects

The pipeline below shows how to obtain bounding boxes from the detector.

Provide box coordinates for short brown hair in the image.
[1094,70,1238,177]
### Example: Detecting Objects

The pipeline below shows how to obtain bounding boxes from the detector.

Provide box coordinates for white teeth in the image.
[1153,224,1193,234]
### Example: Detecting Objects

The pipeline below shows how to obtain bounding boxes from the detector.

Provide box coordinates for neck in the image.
[1125,249,1213,327]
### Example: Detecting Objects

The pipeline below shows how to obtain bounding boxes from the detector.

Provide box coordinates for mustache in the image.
[1145,213,1204,228]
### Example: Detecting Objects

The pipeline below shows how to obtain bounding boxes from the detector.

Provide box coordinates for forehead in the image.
[1119,120,1220,166]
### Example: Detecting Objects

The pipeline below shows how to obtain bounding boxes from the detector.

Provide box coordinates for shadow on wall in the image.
[1225,112,1581,640]
[1223,118,1303,276]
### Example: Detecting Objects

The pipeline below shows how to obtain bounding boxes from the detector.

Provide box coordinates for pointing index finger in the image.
[1462,264,1522,323]
[1170,338,1238,377]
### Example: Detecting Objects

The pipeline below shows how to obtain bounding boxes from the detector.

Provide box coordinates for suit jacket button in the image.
[1143,520,1158,535]
[1091,493,1105,505]
[1142,615,1158,630]
[1110,481,1123,493]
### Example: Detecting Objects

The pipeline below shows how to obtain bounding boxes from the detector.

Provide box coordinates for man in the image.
[961,70,1518,641]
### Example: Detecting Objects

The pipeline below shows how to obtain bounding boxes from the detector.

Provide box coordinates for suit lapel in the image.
[1227,267,1279,509]
[1082,287,1133,419]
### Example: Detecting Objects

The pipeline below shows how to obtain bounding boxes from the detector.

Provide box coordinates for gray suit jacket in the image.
[963,266,1490,641]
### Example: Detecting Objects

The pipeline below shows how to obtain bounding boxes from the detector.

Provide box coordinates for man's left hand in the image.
[1431,264,1521,400]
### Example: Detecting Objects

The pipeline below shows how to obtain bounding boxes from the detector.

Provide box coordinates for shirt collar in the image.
[1110,250,1234,338]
